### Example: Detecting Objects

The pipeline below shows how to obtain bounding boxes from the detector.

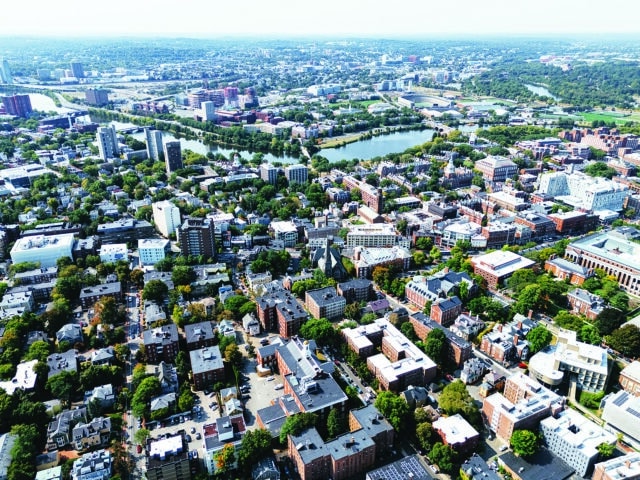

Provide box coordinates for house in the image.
[479,314,535,364]
[46,349,79,378]
[56,324,83,345]
[242,313,260,336]
[218,319,236,338]
[157,362,179,394]
[84,384,115,410]
[71,417,111,452]
[433,414,479,455]
[150,393,176,414]
[91,346,115,366]
[460,358,490,385]
[71,449,112,480]
[252,457,280,480]
[202,415,247,474]
[47,407,87,451]
[221,386,238,402]
[400,385,430,409]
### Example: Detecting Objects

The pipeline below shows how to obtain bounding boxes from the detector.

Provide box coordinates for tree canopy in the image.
[438,381,481,429]
[510,429,538,457]
[526,325,552,354]
[374,391,410,431]
[279,413,317,444]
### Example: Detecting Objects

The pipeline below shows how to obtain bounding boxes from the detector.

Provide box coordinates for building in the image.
[433,414,480,455]
[602,390,640,443]
[178,217,216,259]
[460,454,501,480]
[538,171,629,212]
[475,155,518,182]
[96,125,119,160]
[0,433,15,480]
[189,346,225,391]
[1,94,32,117]
[430,296,463,327]
[311,239,348,281]
[47,407,87,451]
[348,405,394,452]
[353,246,412,278]
[346,224,398,248]
[342,176,384,213]
[256,290,309,337]
[152,200,181,238]
[564,228,640,296]
[460,357,490,385]
[71,417,111,452]
[71,450,111,480]
[365,455,432,480]
[252,458,280,480]
[201,101,216,121]
[285,164,309,184]
[619,361,640,396]
[405,269,476,310]
[548,210,598,235]
[138,238,170,266]
[343,318,437,391]
[184,321,216,351]
[337,279,374,304]
[471,250,535,289]
[98,243,127,264]
[69,61,84,78]
[270,221,298,247]
[540,408,616,477]
[10,233,74,268]
[85,89,109,106]
[409,312,473,367]
[482,374,564,442]
[544,256,594,285]
[0,59,13,84]
[479,314,536,364]
[260,164,279,185]
[305,287,346,321]
[143,324,180,364]
[567,288,607,320]
[146,433,192,480]
[593,452,640,480]
[79,282,122,309]
[202,414,246,474]
[163,140,183,174]
[96,218,153,244]
[144,127,163,161]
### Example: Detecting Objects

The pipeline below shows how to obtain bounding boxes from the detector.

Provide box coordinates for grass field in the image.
[579,111,640,125]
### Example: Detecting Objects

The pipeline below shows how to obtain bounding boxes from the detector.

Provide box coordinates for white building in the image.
[138,238,170,266]
[99,243,128,264]
[71,449,111,480]
[152,200,181,238]
[284,164,308,184]
[602,390,640,444]
[201,101,216,122]
[10,234,74,268]
[0,433,15,480]
[353,246,412,278]
[538,171,629,212]
[593,452,640,480]
[144,127,163,161]
[346,224,398,248]
[270,221,298,247]
[541,408,616,477]
[96,125,119,161]
[528,330,609,392]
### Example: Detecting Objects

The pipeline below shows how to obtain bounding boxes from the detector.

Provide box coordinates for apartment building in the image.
[593,452,640,480]
[143,324,180,364]
[10,233,74,268]
[471,250,535,289]
[270,221,299,247]
[152,200,181,238]
[79,282,122,310]
[138,238,170,266]
[71,450,111,480]
[146,433,193,480]
[256,289,309,337]
[430,296,463,327]
[348,405,394,453]
[346,224,398,248]
[305,287,346,321]
[202,415,246,474]
[178,217,217,259]
[337,279,374,304]
[619,361,640,396]
[342,176,384,213]
[409,312,472,367]
[285,164,309,184]
[433,414,479,455]
[189,346,225,391]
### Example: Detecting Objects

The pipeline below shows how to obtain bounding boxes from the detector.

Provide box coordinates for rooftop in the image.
[365,454,432,480]
[189,346,224,374]
[499,447,575,480]
[433,413,479,445]
[471,250,535,277]
[568,228,640,271]
[541,409,615,458]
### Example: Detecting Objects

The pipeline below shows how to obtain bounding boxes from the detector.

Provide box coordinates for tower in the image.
[96,125,119,160]
[70,61,84,79]
[164,141,183,174]
[144,127,163,161]
[0,59,13,84]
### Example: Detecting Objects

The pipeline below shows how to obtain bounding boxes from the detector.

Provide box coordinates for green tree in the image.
[224,343,243,367]
[172,265,195,286]
[299,318,338,347]
[594,308,625,336]
[214,443,236,474]
[237,429,273,471]
[580,324,602,345]
[438,381,481,429]
[134,428,150,445]
[374,391,410,431]
[429,442,457,474]
[8,424,39,480]
[327,408,347,439]
[597,442,615,459]
[416,422,433,452]
[526,325,552,354]
[178,388,195,413]
[423,328,448,367]
[606,324,640,358]
[142,279,169,304]
[131,376,161,419]
[510,429,538,457]
[279,413,317,444]
[46,371,79,408]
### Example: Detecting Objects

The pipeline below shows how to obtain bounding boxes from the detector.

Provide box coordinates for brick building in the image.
[429,296,463,327]
[409,312,472,367]
[544,256,594,285]
[305,287,346,321]
[143,324,180,364]
[256,290,309,337]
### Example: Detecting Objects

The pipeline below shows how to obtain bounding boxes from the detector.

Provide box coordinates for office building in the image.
[98,243,127,264]
[475,155,518,182]
[224,86,239,108]
[285,164,309,184]
[189,346,225,391]
[69,61,84,79]
[0,59,13,84]
[138,238,170,266]
[433,414,480,455]
[146,433,192,480]
[96,125,119,160]
[144,127,163,161]
[593,452,640,480]
[540,408,615,477]
[1,94,32,118]
[602,390,640,443]
[163,140,182,174]
[152,200,181,238]
[10,234,74,268]
[565,227,640,296]
[528,330,609,392]
[96,218,153,244]
[84,89,109,106]
[353,246,412,278]
[260,164,279,185]
[346,224,398,248]
[201,101,216,121]
[619,361,640,396]
[471,250,535,289]
[177,217,216,259]
[305,287,346,321]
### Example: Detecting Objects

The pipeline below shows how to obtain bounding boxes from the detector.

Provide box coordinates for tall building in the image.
[152,201,181,238]
[285,164,309,184]
[224,86,239,108]
[144,127,163,161]
[96,125,119,160]
[146,433,193,480]
[260,163,279,185]
[85,89,109,106]
[201,101,216,121]
[178,217,217,259]
[0,59,13,84]
[1,94,32,118]
[69,61,84,79]
[163,140,182,174]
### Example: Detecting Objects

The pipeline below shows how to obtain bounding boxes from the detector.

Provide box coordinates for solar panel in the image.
[612,392,629,407]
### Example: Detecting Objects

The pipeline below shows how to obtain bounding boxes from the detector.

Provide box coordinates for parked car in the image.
[274,383,284,390]
[196,432,201,440]
[266,375,275,381]
[190,427,196,434]
[186,435,192,443]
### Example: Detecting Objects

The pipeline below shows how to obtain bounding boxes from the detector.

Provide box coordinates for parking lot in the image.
[241,357,285,430]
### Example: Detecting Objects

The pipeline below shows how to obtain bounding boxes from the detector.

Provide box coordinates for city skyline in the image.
[5,0,640,38]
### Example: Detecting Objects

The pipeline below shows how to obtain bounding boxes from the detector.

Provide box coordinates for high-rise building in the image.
[224,86,239,108]
[152,200,181,238]
[0,59,13,84]
[259,163,279,185]
[0,94,32,118]
[70,61,84,79]
[285,164,309,184]
[201,101,216,121]
[144,127,163,161]
[85,89,109,106]
[96,125,119,160]
[163,140,182,174]
[178,217,217,259]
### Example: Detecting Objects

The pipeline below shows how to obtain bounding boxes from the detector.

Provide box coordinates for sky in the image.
[4,0,640,38]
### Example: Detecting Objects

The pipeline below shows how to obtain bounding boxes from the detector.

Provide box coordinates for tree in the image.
[595,308,625,336]
[513,284,542,315]
[597,442,615,459]
[327,408,347,439]
[279,413,317,444]
[299,318,338,347]
[178,388,195,413]
[214,443,236,473]
[374,391,410,431]
[46,371,79,408]
[580,324,602,345]
[142,279,169,304]
[401,321,418,342]
[8,424,39,480]
[237,429,273,471]
[429,442,456,474]
[607,324,640,358]
[172,265,195,286]
[131,376,161,419]
[134,428,150,445]
[416,422,433,452]
[423,328,448,367]
[526,325,552,354]
[224,343,243,367]
[510,429,538,457]
[438,381,481,429]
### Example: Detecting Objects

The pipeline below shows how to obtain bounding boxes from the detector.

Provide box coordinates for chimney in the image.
[517,321,523,330]
[513,334,519,346]
[497,324,503,332]
[527,309,533,319]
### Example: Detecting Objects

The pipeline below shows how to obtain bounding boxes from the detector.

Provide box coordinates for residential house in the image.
[71,417,111,452]
[71,450,111,480]
[47,407,87,451]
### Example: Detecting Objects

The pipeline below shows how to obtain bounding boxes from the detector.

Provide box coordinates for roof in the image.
[471,250,535,278]
[79,282,121,299]
[350,404,394,439]
[568,228,640,272]
[325,428,375,460]
[463,453,500,480]
[189,346,224,375]
[306,287,345,307]
[366,454,432,480]
[499,447,574,480]
[433,414,479,445]
[184,321,215,345]
[621,361,640,383]
[289,428,327,464]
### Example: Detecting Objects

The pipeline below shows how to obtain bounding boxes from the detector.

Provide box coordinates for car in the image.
[210,403,218,410]
[190,427,196,434]
[499,445,508,452]
[274,383,284,390]
[518,362,528,369]
[186,434,192,442]
[137,444,143,453]
[195,432,201,440]
[266,375,275,381]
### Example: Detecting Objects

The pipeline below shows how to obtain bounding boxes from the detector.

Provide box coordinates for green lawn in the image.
[579,112,635,125]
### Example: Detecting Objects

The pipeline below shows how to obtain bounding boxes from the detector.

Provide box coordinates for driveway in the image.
[241,358,284,429]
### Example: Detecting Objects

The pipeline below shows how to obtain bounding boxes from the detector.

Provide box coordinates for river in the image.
[525,84,560,101]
